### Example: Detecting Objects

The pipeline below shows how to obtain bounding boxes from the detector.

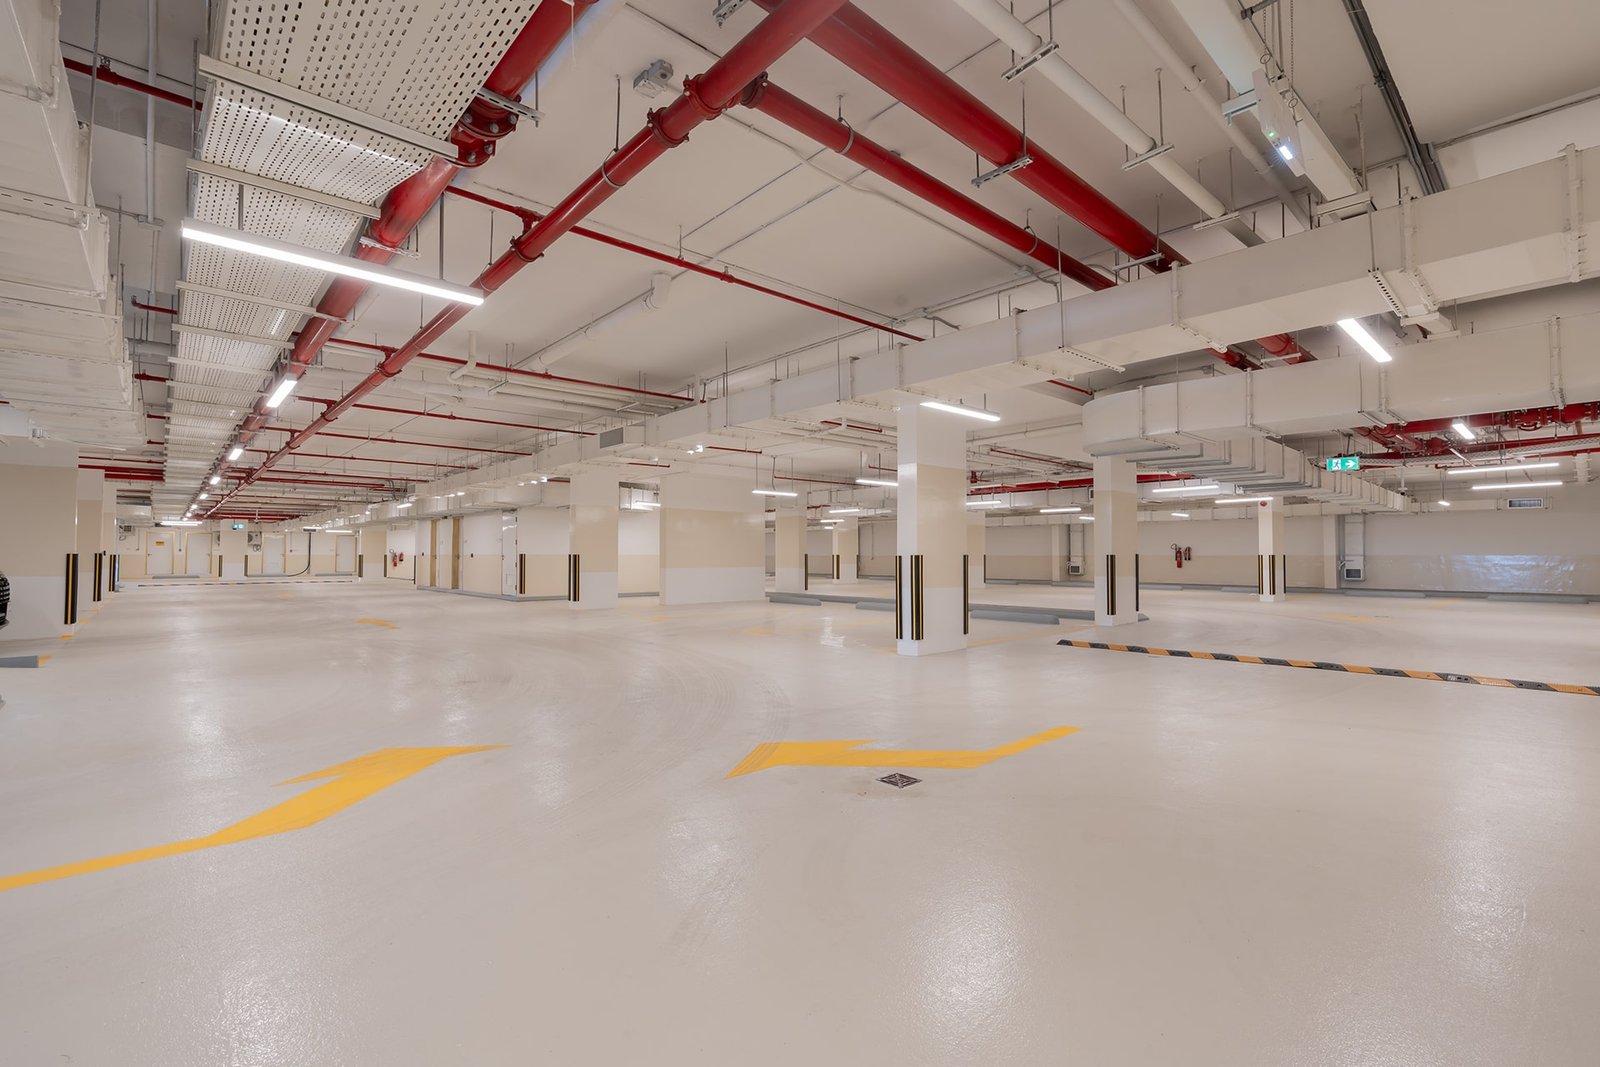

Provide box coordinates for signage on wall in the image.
[1326,456,1361,471]
[232,522,245,530]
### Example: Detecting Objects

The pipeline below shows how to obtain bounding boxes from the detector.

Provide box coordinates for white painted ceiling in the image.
[22,0,1600,520]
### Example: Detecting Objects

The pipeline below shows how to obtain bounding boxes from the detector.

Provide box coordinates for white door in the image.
[185,533,212,575]
[147,536,173,575]
[263,533,285,575]
[501,511,519,595]
[334,535,356,574]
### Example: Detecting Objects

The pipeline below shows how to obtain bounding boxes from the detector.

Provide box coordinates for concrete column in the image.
[568,470,619,609]
[358,526,388,583]
[1093,457,1139,626]
[1318,515,1339,589]
[1258,498,1287,602]
[1050,523,1071,582]
[967,509,986,593]
[218,523,247,578]
[896,401,968,656]
[658,472,764,604]
[774,511,806,592]
[0,439,80,641]
[830,517,858,581]
[75,470,106,608]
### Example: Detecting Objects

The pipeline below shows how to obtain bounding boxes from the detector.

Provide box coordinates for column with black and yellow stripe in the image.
[0,436,79,640]
[895,399,969,656]
[1093,456,1140,627]
[1257,496,1287,602]
[568,469,620,609]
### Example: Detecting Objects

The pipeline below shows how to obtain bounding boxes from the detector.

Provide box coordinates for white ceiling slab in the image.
[1363,0,1600,143]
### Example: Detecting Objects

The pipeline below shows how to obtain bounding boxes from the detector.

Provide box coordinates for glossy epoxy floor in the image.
[2,582,1598,1065]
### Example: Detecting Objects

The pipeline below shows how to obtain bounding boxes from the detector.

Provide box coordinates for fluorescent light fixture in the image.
[819,518,841,524]
[1214,495,1274,504]
[198,492,209,500]
[1438,500,1452,507]
[752,488,798,497]
[1451,420,1477,441]
[1336,318,1393,363]
[966,500,1005,508]
[181,219,485,305]
[1276,144,1294,162]
[265,377,298,409]
[1149,482,1220,494]
[1039,506,1082,514]
[1079,515,1095,521]
[324,529,355,534]
[227,446,243,461]
[634,501,660,509]
[209,475,220,485]
[828,507,862,514]
[1470,481,1562,491]
[1448,461,1558,475]
[160,520,202,527]
[856,477,898,487]
[920,399,1001,423]
[1171,511,1190,518]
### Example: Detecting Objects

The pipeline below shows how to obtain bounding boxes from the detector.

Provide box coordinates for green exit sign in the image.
[1327,456,1361,471]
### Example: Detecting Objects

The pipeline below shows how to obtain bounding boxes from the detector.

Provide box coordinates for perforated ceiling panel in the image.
[161,0,539,512]
[218,0,539,139]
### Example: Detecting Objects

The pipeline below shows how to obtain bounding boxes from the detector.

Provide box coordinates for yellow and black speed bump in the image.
[1058,639,1600,698]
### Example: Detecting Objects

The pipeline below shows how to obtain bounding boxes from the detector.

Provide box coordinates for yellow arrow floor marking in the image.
[356,617,398,629]
[0,746,500,893]
[727,726,1077,778]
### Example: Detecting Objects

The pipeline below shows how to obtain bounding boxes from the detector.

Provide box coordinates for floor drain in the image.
[877,773,920,789]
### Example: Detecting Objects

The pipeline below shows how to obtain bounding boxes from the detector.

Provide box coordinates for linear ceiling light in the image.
[829,507,862,514]
[1336,318,1393,363]
[1171,511,1191,518]
[181,219,485,305]
[856,477,898,487]
[752,488,798,497]
[1470,481,1562,490]
[265,377,298,409]
[966,500,1005,508]
[920,399,1001,422]
[1451,420,1477,441]
[1214,495,1274,504]
[160,520,202,526]
[1040,507,1082,514]
[1149,482,1220,494]
[1448,461,1558,475]
[227,446,243,461]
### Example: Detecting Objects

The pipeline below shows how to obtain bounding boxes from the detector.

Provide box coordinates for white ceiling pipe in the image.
[951,0,1232,227]
[1109,0,1309,230]
[522,272,672,371]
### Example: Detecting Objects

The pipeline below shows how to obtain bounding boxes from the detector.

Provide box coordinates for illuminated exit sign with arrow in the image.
[1327,456,1361,471]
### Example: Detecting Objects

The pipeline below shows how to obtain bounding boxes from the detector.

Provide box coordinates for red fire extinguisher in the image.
[1172,543,1184,569]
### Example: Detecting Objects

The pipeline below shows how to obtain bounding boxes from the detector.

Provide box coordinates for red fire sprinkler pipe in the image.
[208,0,852,517]
[225,0,601,459]
[754,2,1306,368]
[443,185,922,341]
[740,77,1109,292]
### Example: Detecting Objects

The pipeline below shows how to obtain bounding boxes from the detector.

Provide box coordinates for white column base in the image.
[896,585,967,657]
[774,566,806,593]
[660,566,764,605]
[0,575,69,641]
[571,571,618,610]
[1259,592,1287,603]
[838,559,858,582]
[1093,575,1141,627]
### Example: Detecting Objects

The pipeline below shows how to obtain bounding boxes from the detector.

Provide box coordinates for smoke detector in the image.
[632,60,675,99]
